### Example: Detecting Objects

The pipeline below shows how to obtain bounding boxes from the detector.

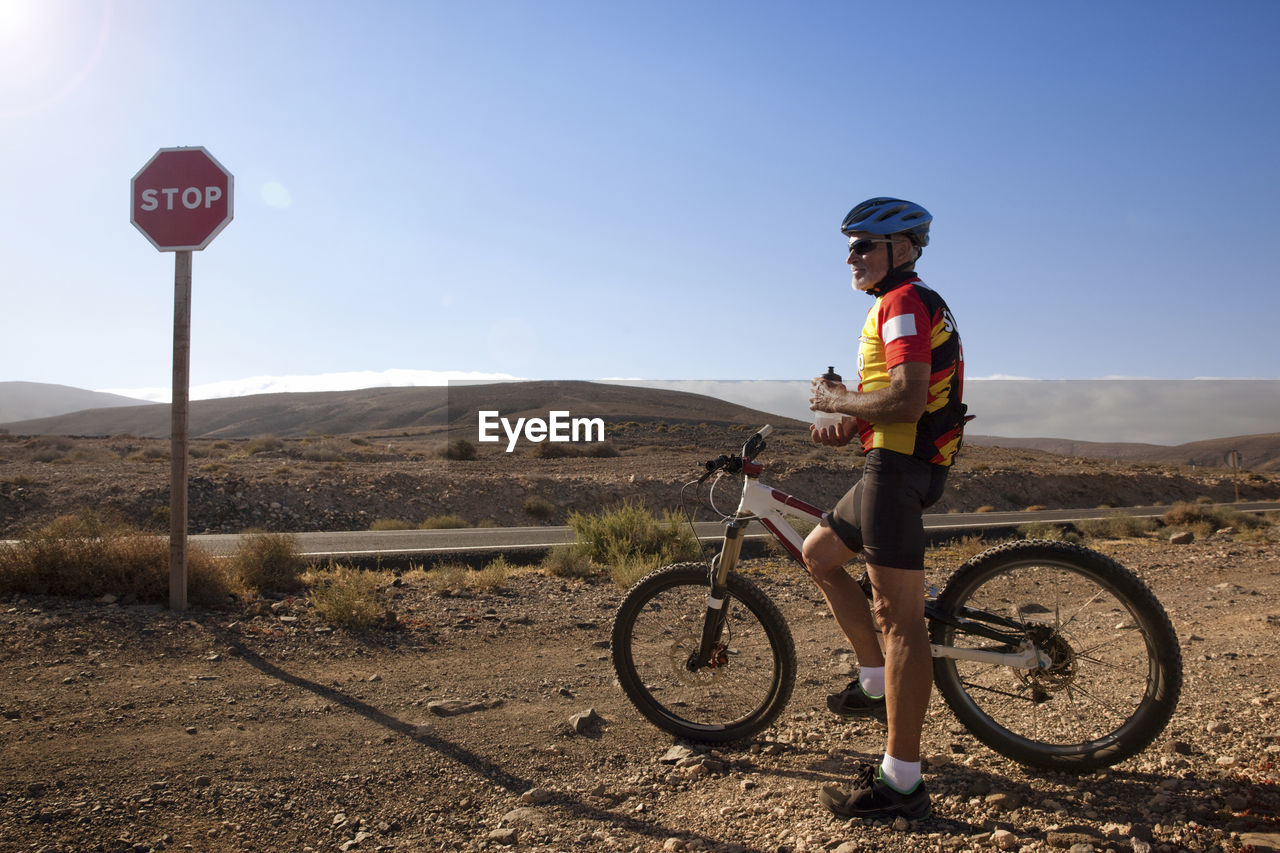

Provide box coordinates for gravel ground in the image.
[1,537,1278,853]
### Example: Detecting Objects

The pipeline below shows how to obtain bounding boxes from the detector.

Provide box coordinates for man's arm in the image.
[813,361,930,424]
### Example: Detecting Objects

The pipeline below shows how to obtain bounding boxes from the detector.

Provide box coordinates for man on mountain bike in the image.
[804,197,967,821]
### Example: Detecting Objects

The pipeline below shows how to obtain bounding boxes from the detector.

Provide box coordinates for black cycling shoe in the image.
[826,680,887,722]
[819,765,931,821]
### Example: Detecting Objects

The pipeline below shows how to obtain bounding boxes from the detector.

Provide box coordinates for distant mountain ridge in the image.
[4,380,1279,471]
[0,381,148,423]
[0,381,800,439]
[970,433,1280,473]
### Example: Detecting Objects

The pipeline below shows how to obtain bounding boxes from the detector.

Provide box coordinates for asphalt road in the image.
[190,500,1280,559]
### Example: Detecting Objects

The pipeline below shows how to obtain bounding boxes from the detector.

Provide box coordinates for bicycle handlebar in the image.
[698,425,772,483]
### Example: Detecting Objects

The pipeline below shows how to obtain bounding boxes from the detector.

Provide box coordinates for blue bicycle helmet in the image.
[841,197,932,247]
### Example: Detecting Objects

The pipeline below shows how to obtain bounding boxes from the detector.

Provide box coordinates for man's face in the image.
[846,231,898,292]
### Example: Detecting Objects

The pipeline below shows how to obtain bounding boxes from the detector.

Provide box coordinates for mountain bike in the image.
[610,426,1182,771]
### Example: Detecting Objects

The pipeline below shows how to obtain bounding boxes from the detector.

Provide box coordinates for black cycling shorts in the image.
[821,448,949,571]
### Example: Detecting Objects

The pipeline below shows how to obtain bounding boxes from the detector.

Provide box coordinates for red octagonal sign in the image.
[131,147,234,251]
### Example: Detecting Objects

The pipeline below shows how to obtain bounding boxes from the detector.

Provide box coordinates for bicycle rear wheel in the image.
[930,540,1181,771]
[611,563,796,743]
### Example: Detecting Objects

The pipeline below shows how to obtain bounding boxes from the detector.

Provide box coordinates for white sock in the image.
[858,666,885,698]
[880,754,921,793]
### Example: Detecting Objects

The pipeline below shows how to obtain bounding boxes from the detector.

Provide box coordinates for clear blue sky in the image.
[3,0,1279,400]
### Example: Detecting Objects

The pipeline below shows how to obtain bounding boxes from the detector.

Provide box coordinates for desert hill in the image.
[5,380,1280,472]
[0,381,802,440]
[970,433,1280,474]
[0,381,147,423]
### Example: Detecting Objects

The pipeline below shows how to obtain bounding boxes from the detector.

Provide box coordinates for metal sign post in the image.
[131,147,233,610]
[170,251,192,610]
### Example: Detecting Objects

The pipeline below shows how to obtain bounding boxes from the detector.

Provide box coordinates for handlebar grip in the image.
[757,425,773,438]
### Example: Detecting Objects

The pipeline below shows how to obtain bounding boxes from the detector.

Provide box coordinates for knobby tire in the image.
[611,563,797,743]
[929,539,1182,771]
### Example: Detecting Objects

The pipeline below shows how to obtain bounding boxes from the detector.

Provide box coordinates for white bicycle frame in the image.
[714,433,1045,671]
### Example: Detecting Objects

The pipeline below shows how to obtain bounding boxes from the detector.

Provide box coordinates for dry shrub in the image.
[424,562,469,594]
[568,501,703,588]
[1015,522,1080,543]
[931,534,988,564]
[1076,513,1157,540]
[230,531,305,594]
[523,497,556,521]
[438,439,476,461]
[0,511,231,606]
[1162,501,1217,528]
[300,446,345,463]
[305,564,391,629]
[421,514,469,529]
[474,556,512,591]
[244,435,284,455]
[542,544,595,579]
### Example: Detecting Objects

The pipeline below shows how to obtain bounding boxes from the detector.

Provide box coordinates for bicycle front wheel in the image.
[930,540,1182,771]
[611,563,796,743]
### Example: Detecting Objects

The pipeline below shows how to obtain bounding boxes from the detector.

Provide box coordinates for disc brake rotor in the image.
[1016,629,1077,696]
[666,637,730,686]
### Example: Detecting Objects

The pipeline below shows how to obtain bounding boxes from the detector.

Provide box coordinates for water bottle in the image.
[814,366,845,430]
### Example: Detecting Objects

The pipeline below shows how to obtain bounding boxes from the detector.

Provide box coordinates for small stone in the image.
[892,816,910,831]
[991,829,1019,850]
[520,787,553,804]
[1046,827,1103,849]
[660,745,696,764]
[663,839,687,852]
[184,726,197,735]
[1169,531,1194,545]
[1207,720,1231,734]
[501,806,543,825]
[427,699,485,717]
[194,776,212,787]
[569,708,604,735]
[986,791,1021,811]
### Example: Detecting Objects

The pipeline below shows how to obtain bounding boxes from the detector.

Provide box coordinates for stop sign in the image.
[131,147,233,251]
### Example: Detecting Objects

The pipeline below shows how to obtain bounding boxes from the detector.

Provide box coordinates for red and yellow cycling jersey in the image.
[856,276,967,466]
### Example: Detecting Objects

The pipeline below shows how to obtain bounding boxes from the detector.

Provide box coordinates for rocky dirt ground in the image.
[2,536,1279,853]
[3,429,1279,536]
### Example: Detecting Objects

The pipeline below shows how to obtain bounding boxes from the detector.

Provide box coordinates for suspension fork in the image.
[689,517,749,670]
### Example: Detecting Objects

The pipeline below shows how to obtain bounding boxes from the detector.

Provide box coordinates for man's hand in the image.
[809,374,846,415]
[810,374,856,445]
[810,417,856,446]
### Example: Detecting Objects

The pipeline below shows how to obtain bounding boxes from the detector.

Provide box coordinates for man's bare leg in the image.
[866,563,931,762]
[801,525,883,667]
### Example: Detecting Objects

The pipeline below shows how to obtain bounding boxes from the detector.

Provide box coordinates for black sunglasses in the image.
[847,237,894,256]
